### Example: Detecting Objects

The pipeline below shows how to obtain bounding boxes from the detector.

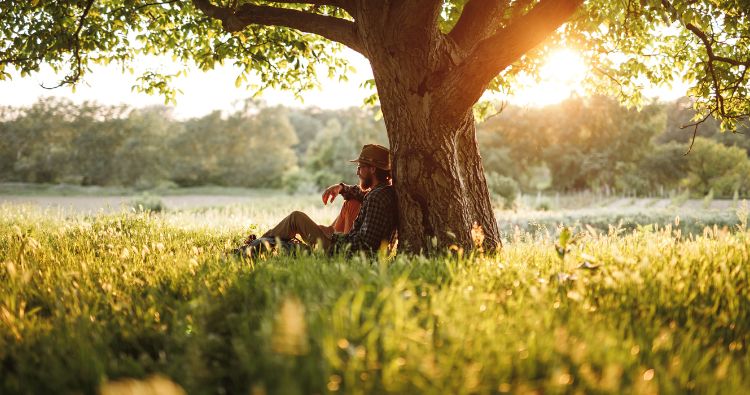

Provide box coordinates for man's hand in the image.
[322,183,343,205]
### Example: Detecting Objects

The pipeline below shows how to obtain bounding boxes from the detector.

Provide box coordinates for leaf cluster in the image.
[566,0,750,129]
[0,0,351,101]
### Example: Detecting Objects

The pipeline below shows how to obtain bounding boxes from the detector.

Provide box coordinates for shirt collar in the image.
[369,183,389,193]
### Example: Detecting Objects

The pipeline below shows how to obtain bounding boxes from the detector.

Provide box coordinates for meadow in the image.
[1,194,749,394]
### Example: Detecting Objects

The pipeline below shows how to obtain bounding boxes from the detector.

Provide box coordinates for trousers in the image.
[261,199,362,250]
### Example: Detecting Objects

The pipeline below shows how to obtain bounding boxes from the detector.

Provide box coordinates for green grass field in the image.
[1,202,749,394]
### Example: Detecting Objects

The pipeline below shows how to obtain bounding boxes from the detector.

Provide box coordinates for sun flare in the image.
[511,48,588,106]
[540,49,587,82]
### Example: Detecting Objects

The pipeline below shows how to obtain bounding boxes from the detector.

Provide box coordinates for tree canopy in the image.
[2,0,748,127]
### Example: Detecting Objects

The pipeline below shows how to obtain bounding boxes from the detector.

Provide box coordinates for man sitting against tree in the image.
[241,144,398,255]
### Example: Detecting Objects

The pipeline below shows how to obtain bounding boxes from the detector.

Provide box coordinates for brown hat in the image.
[349,144,391,170]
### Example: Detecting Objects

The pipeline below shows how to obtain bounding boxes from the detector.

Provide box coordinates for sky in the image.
[0,48,689,120]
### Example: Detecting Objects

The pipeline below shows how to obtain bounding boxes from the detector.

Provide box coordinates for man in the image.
[244,144,398,255]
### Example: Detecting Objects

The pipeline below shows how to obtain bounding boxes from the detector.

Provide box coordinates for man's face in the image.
[357,164,375,189]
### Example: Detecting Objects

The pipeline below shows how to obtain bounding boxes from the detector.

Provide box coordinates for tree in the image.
[304,108,388,187]
[288,110,325,158]
[0,98,78,183]
[173,102,300,187]
[0,98,128,185]
[541,96,663,191]
[71,102,130,186]
[2,1,748,251]
[170,110,227,186]
[218,103,299,187]
[658,97,750,155]
[633,141,689,193]
[478,96,665,193]
[115,105,179,188]
[683,137,750,197]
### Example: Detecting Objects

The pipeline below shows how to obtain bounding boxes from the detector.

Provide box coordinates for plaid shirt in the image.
[331,183,397,254]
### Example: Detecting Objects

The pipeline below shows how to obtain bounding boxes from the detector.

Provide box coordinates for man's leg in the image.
[262,211,332,250]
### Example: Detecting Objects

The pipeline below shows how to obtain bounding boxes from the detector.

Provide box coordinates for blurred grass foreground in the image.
[1,202,749,394]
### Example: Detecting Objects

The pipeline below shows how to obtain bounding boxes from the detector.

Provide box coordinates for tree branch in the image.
[41,0,96,89]
[681,110,713,155]
[660,0,750,121]
[192,0,363,54]
[448,0,509,52]
[267,0,357,16]
[433,0,582,121]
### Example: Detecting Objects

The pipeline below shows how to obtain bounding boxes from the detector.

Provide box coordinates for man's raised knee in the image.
[289,211,306,224]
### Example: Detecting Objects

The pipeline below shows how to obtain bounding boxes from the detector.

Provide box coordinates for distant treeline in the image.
[1,96,749,198]
[478,96,750,200]
[0,98,387,193]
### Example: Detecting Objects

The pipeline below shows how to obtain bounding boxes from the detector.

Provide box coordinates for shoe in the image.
[230,234,257,258]
[243,234,257,245]
[232,236,275,259]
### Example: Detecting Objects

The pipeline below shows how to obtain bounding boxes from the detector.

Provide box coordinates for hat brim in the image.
[349,158,390,170]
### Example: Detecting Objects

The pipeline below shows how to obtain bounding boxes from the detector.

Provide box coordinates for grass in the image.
[1,203,749,394]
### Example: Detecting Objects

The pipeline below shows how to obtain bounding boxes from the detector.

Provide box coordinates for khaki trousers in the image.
[262,210,334,250]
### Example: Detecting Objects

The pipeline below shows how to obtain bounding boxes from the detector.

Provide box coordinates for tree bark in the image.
[360,17,501,252]
[385,103,501,252]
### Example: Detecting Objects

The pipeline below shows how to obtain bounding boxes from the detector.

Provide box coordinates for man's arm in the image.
[338,183,365,202]
[322,182,365,205]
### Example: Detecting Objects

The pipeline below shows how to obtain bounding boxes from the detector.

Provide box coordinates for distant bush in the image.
[670,189,690,207]
[281,168,319,195]
[486,172,519,209]
[130,193,165,213]
[633,142,688,192]
[535,201,552,211]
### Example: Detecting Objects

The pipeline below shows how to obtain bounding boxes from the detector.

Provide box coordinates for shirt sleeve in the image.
[339,183,365,202]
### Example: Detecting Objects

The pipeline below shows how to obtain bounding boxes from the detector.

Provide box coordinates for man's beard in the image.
[359,174,374,190]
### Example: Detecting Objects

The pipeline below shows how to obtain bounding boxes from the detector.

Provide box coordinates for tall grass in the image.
[1,204,748,394]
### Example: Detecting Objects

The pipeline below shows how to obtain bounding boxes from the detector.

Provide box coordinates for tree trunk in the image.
[372,68,501,252]
[354,4,501,253]
[388,106,500,252]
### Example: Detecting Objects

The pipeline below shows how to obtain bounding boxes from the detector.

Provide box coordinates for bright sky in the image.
[0,48,688,119]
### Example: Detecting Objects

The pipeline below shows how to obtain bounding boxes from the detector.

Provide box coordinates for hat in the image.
[349,144,391,170]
